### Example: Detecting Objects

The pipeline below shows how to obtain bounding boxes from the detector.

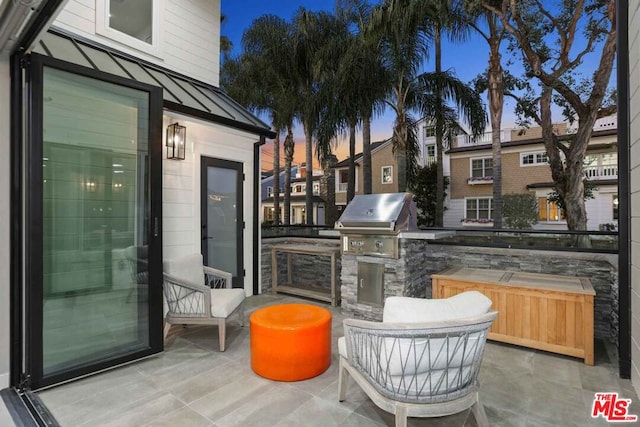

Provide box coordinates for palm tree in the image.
[336,0,388,195]
[224,15,298,225]
[414,71,487,208]
[422,0,486,227]
[464,0,508,228]
[293,9,346,224]
[368,0,432,192]
[220,14,233,59]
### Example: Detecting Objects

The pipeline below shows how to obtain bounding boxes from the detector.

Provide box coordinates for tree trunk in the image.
[362,115,372,194]
[347,120,357,203]
[283,125,294,226]
[394,100,408,193]
[321,155,338,225]
[304,121,314,225]
[488,34,503,229]
[273,130,281,225]
[539,87,592,237]
[434,26,444,227]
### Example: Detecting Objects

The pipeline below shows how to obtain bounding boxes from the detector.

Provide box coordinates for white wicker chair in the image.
[338,294,497,427]
[163,254,245,351]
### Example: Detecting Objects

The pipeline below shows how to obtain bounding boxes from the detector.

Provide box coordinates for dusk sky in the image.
[220,1,613,170]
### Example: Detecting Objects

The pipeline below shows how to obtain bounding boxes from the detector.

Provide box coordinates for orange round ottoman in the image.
[250,303,332,381]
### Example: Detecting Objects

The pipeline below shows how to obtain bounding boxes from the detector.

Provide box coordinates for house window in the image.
[338,170,348,192]
[96,0,160,53]
[521,151,548,166]
[613,194,619,220]
[471,158,492,178]
[313,183,320,194]
[264,207,275,221]
[424,126,435,138]
[267,186,273,197]
[466,198,493,219]
[538,197,565,221]
[382,166,393,184]
[426,144,436,164]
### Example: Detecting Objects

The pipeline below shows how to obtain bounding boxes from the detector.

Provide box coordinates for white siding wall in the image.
[630,2,640,397]
[0,57,10,388]
[162,113,256,295]
[53,0,221,86]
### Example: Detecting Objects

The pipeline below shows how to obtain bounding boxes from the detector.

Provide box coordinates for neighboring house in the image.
[0,0,274,394]
[333,118,472,211]
[260,165,299,201]
[261,165,326,225]
[446,117,618,230]
[334,139,396,210]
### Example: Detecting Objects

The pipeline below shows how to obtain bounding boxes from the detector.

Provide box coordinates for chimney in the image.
[299,162,307,178]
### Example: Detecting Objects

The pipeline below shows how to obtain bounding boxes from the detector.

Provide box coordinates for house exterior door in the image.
[201,157,244,287]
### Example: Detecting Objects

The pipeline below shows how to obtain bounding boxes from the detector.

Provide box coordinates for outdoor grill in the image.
[336,193,418,309]
[336,192,417,259]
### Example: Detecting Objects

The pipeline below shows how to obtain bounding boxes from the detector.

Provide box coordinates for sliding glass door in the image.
[25,55,163,389]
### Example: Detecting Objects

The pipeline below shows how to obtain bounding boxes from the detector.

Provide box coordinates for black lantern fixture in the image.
[166,122,186,160]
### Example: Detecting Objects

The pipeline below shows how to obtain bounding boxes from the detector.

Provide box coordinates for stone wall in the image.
[261,237,341,294]
[401,240,618,343]
[260,237,618,342]
[340,241,429,321]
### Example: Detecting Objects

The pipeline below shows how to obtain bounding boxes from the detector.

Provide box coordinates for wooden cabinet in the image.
[431,266,595,365]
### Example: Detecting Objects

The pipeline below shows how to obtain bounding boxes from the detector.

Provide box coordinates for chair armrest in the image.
[163,272,212,316]
[163,273,210,293]
[203,266,233,289]
[344,311,498,332]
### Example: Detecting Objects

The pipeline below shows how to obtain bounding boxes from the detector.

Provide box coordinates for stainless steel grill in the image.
[336,193,417,259]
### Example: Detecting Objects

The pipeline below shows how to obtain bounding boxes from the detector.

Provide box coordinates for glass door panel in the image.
[36,64,158,381]
[201,158,243,287]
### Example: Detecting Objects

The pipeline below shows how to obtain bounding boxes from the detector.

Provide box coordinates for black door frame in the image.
[20,53,164,390]
[200,157,244,288]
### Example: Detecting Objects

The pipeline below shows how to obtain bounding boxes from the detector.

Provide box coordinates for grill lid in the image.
[336,193,417,233]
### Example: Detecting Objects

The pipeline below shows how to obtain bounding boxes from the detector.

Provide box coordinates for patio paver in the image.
[37,294,639,427]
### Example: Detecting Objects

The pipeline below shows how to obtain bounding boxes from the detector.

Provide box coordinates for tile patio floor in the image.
[38,294,640,427]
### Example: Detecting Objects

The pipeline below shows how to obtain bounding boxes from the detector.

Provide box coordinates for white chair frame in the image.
[339,312,497,427]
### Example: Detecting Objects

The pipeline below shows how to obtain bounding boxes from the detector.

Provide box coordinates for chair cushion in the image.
[211,288,245,318]
[163,254,206,286]
[383,291,492,323]
[338,336,347,358]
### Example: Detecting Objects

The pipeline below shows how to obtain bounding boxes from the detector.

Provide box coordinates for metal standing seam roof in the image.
[32,28,275,139]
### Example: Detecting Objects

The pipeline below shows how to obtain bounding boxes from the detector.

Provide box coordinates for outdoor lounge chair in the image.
[162,253,245,351]
[338,292,497,427]
[124,245,148,303]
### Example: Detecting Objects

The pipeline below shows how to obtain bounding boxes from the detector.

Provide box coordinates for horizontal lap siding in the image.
[54,0,221,86]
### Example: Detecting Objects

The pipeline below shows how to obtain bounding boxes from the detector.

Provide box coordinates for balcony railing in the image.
[584,165,618,180]
[337,183,348,192]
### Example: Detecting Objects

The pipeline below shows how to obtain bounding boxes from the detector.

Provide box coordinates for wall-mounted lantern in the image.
[166,122,186,160]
